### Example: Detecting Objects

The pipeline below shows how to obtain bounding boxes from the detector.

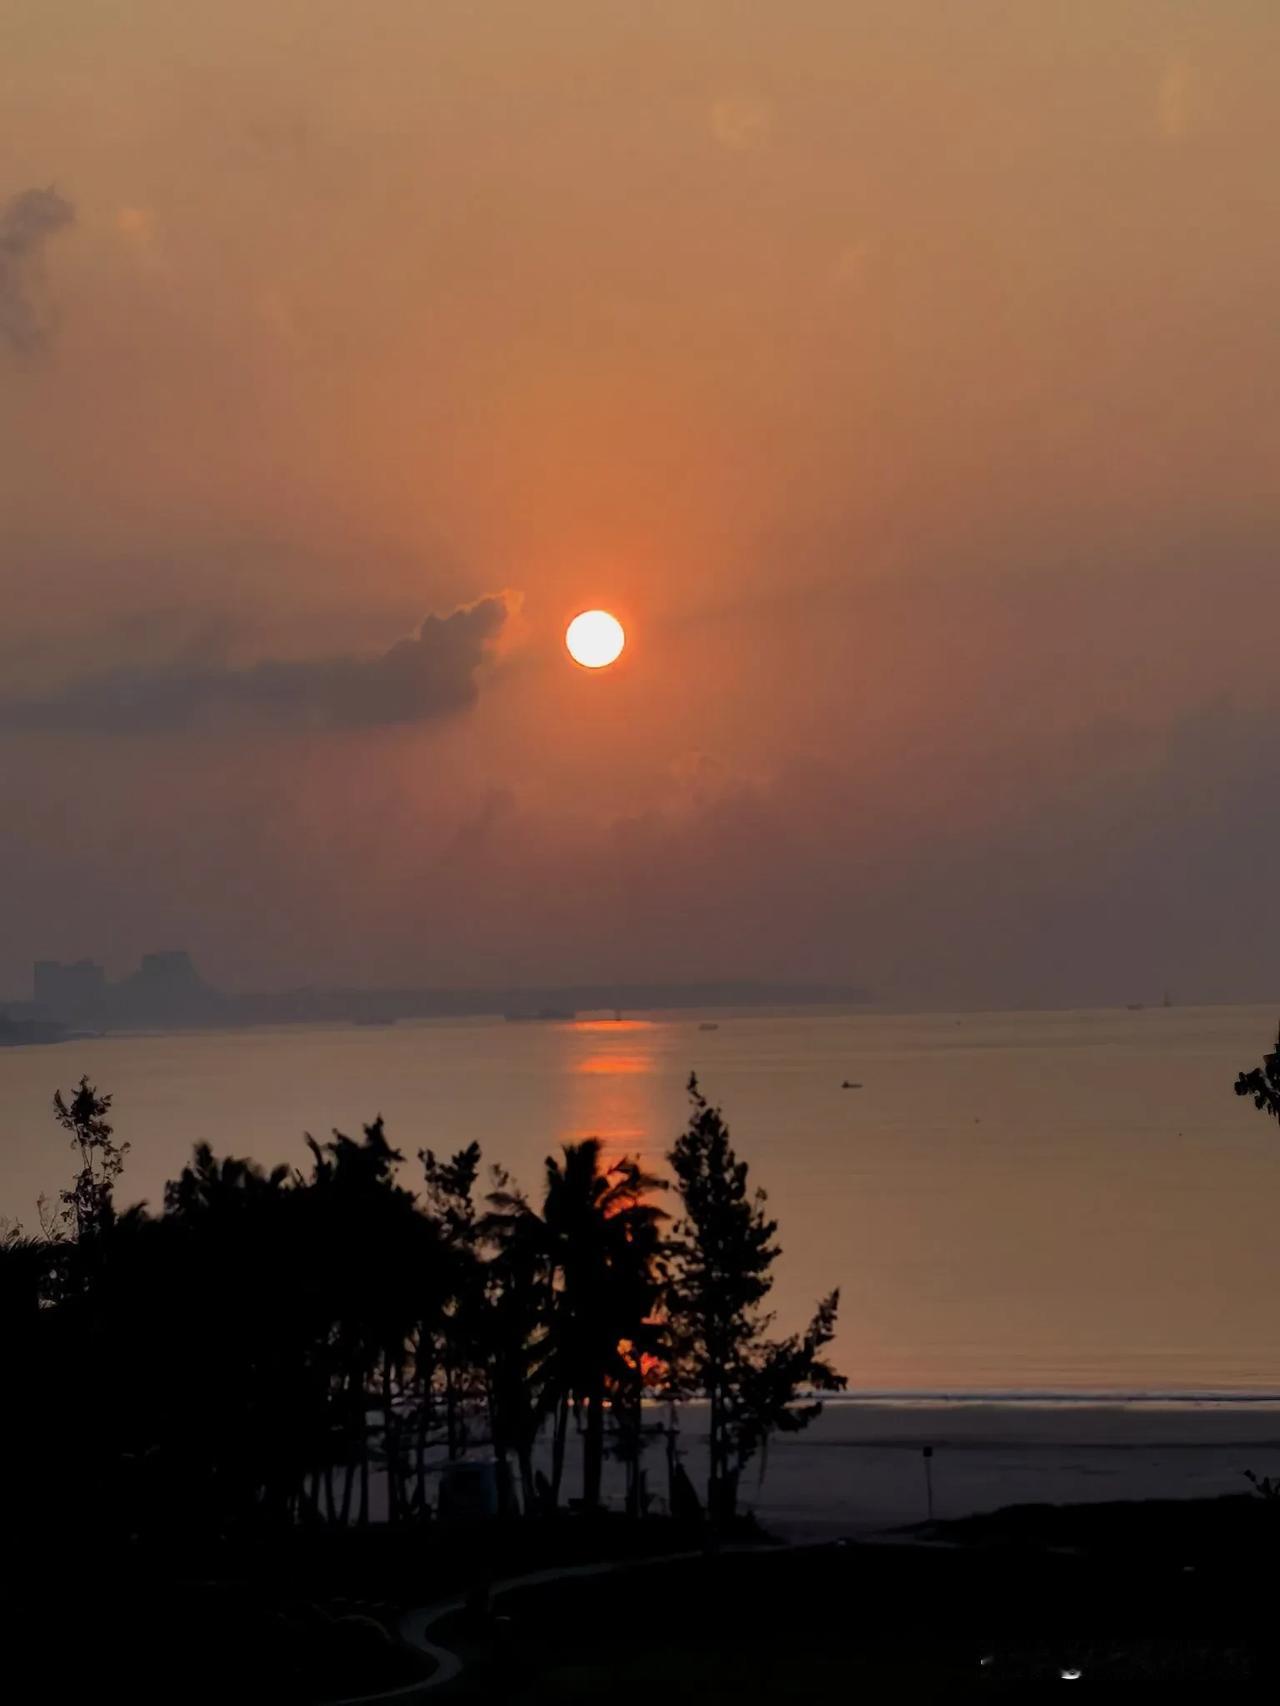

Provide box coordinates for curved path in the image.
[333,1543,757,1703]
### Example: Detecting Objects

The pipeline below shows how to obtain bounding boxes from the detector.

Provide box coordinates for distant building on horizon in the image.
[133,950,204,994]
[33,949,226,1029]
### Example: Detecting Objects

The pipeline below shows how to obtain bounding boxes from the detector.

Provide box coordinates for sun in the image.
[565,609,625,670]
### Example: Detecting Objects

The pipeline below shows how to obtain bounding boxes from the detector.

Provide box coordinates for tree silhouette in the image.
[480,1166,556,1511]
[0,1224,54,1413]
[666,1074,844,1522]
[160,1143,320,1529]
[12,1067,842,1548]
[52,1075,128,1241]
[1236,1025,1280,1124]
[303,1118,434,1525]
[538,1139,667,1510]
[419,1141,485,1466]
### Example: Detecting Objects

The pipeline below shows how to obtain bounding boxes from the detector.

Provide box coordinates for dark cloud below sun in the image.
[0,594,511,735]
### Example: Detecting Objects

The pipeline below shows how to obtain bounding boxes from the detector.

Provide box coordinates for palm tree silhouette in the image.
[481,1170,556,1511]
[539,1139,666,1510]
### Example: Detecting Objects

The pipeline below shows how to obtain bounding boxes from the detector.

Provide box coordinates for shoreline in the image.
[621,1399,1280,1536]
[804,1393,1280,1410]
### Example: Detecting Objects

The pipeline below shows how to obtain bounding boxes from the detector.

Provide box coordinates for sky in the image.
[1,0,1278,1007]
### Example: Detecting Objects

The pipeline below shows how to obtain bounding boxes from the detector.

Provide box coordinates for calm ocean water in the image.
[3,1003,1279,1396]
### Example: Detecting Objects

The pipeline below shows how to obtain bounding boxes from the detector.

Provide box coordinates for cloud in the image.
[0,186,75,354]
[0,594,511,736]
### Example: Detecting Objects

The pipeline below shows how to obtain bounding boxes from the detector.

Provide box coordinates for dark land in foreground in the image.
[437,1497,1280,1697]
[8,1496,1280,1699]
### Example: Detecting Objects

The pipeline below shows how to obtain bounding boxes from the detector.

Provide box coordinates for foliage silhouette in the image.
[1235,1025,1280,1124]
[52,1074,128,1240]
[666,1073,844,1521]
[3,1069,838,1551]
[508,1139,667,1511]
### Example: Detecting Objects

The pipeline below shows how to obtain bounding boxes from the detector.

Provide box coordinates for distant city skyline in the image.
[15,948,869,1031]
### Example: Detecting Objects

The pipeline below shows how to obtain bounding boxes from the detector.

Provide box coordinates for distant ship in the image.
[504,1008,576,1023]
[698,1021,719,1031]
[1126,1003,1144,1011]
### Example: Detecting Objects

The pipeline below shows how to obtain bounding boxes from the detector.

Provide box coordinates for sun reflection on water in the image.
[569,1018,656,1034]
[559,1019,662,1155]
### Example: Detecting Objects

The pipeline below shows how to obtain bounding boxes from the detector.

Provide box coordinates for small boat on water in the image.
[698,1022,719,1031]
[841,1080,863,1089]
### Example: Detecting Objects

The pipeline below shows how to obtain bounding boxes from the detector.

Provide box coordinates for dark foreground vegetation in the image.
[7,1512,718,1703]
[437,1496,1280,1696]
[1,1071,838,1700]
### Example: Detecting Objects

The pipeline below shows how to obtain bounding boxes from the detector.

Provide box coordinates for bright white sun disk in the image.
[566,609,625,669]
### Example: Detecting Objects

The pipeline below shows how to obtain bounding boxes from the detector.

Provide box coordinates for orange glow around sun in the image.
[565,609,625,668]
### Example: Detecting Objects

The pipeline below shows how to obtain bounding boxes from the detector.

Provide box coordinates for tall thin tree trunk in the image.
[415,1403,428,1520]
[550,1392,569,1507]
[445,1360,460,1459]
[382,1359,399,1525]
[517,1442,535,1517]
[358,1392,370,1526]
[708,1378,723,1523]
[323,1452,337,1526]
[305,1466,321,1525]
[414,1334,434,1520]
[583,1380,604,1509]
[339,1375,357,1527]
[622,1378,641,1518]
[666,1401,679,1514]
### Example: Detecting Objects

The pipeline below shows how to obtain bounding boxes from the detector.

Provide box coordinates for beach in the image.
[698,1399,1280,1536]
[509,1397,1280,1537]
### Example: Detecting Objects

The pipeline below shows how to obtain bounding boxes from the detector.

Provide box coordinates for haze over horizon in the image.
[3,2,1279,1010]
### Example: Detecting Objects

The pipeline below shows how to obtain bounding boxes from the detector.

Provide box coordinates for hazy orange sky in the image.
[2,1,1278,1004]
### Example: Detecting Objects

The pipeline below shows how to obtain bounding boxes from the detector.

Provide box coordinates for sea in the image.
[4,1001,1280,1400]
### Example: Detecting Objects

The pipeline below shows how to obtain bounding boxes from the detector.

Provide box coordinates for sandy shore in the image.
[534,1400,1280,1538]
[704,1400,1280,1537]
[373,1397,1280,1536]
